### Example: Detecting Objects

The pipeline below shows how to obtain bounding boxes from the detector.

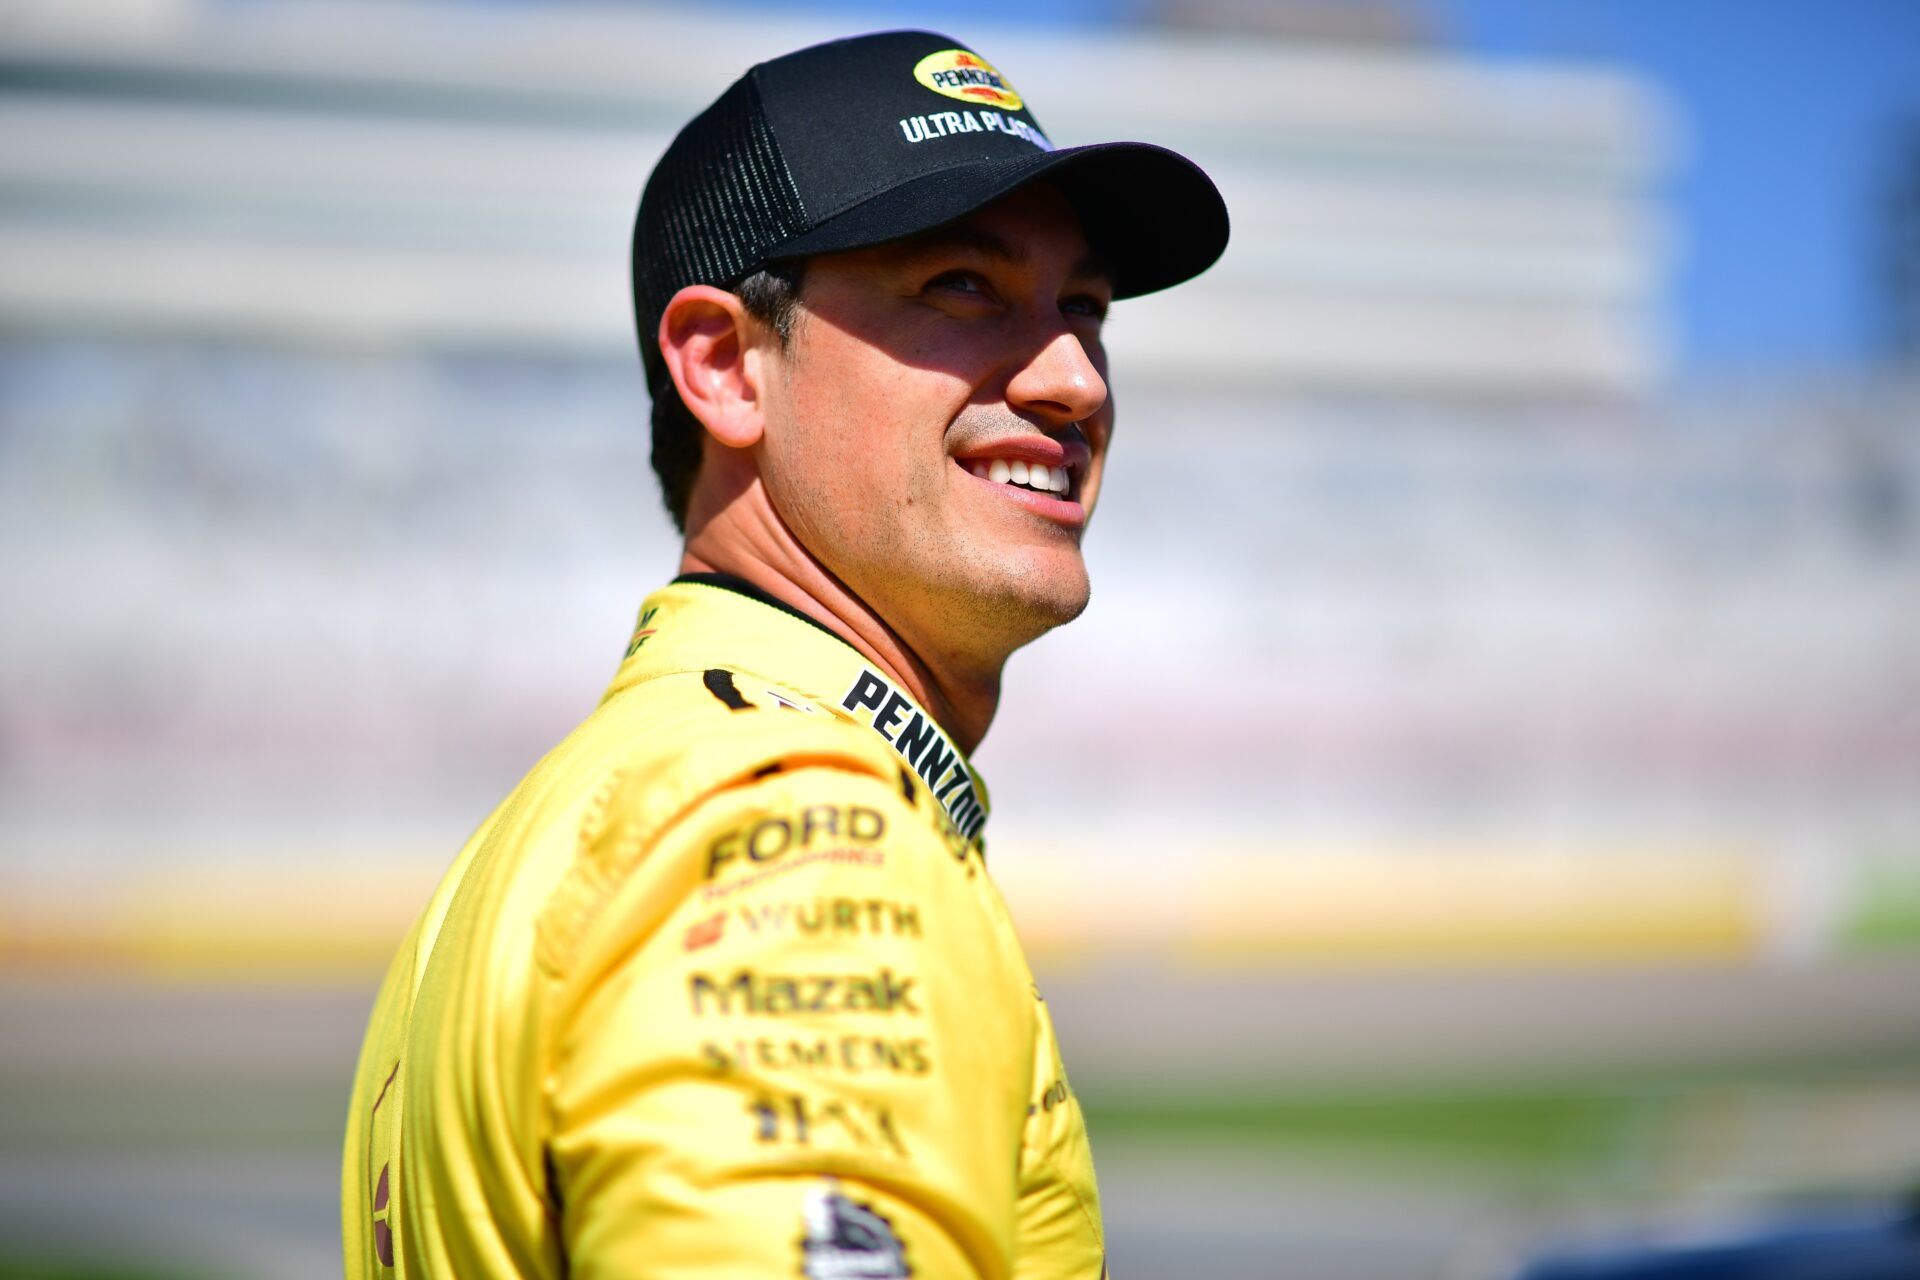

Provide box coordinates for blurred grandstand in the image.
[1,2,1917,1277]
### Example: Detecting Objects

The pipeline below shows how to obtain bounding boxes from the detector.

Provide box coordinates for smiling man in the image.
[343,30,1225,1280]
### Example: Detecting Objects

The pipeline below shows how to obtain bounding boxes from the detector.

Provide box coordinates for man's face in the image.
[755,182,1115,667]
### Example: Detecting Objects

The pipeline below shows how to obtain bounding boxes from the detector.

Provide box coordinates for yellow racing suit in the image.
[342,574,1105,1279]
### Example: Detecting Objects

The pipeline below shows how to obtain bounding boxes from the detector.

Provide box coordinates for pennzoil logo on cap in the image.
[912,49,1023,111]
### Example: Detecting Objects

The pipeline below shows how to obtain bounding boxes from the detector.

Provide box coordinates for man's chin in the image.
[975,554,1091,643]
[865,538,1092,661]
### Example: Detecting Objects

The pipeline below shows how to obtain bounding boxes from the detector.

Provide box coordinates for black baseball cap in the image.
[631,29,1229,388]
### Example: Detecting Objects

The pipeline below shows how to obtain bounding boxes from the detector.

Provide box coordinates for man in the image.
[343,29,1225,1279]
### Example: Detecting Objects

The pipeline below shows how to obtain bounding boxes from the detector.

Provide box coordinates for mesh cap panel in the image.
[631,73,806,395]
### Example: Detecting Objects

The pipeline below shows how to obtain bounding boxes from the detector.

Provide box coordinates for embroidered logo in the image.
[799,1180,911,1279]
[840,671,986,841]
[912,48,1022,110]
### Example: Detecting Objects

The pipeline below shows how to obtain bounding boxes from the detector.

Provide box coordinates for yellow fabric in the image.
[343,577,1104,1279]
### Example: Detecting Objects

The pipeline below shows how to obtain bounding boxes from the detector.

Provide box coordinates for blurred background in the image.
[2,0,1917,1276]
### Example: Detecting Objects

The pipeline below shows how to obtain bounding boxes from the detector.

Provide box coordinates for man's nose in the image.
[1005,328,1108,428]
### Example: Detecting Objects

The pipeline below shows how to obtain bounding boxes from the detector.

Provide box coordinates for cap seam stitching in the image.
[746,67,812,231]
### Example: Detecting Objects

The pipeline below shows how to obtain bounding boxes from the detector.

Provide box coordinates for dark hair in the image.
[649,261,806,532]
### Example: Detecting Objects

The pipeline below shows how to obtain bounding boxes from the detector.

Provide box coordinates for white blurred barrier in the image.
[1,0,1915,977]
[0,0,1667,392]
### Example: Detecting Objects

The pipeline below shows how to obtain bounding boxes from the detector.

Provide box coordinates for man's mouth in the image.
[963,457,1072,497]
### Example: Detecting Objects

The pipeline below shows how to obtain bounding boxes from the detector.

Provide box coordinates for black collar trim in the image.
[671,572,847,645]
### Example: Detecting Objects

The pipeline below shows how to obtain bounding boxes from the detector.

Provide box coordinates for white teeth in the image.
[971,456,1072,496]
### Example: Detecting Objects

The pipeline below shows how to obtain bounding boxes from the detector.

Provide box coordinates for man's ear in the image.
[658,285,767,450]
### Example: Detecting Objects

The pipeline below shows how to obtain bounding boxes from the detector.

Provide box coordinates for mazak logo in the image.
[912,48,1021,110]
[689,967,921,1017]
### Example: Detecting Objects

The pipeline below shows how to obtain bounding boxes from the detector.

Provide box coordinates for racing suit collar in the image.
[604,574,991,842]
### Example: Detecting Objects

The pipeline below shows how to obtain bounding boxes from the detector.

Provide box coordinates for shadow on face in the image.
[783,181,1114,413]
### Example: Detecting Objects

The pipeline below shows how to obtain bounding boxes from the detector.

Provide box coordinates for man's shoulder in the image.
[522,665,955,983]
[577,662,903,798]
[397,663,935,1008]
[465,665,898,888]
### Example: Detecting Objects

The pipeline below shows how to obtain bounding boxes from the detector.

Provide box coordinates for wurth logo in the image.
[739,898,922,939]
[682,911,727,952]
[683,899,921,952]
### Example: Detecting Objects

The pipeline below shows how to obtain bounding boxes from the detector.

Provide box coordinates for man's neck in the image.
[679,504,1001,755]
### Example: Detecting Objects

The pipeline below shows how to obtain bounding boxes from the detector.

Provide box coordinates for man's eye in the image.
[927,271,990,298]
[1062,294,1109,321]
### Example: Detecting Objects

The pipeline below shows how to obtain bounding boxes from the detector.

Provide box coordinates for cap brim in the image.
[757,141,1228,300]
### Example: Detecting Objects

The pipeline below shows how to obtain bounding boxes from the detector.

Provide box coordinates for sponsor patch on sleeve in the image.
[799,1178,911,1279]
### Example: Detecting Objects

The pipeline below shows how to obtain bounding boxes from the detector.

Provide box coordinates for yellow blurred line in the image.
[1194,848,1759,964]
[1,844,1770,975]
[997,843,1766,968]
[0,858,441,979]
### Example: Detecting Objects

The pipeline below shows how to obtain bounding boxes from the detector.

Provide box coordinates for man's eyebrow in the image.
[901,227,1116,288]
[1071,248,1117,289]
[914,226,1024,264]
